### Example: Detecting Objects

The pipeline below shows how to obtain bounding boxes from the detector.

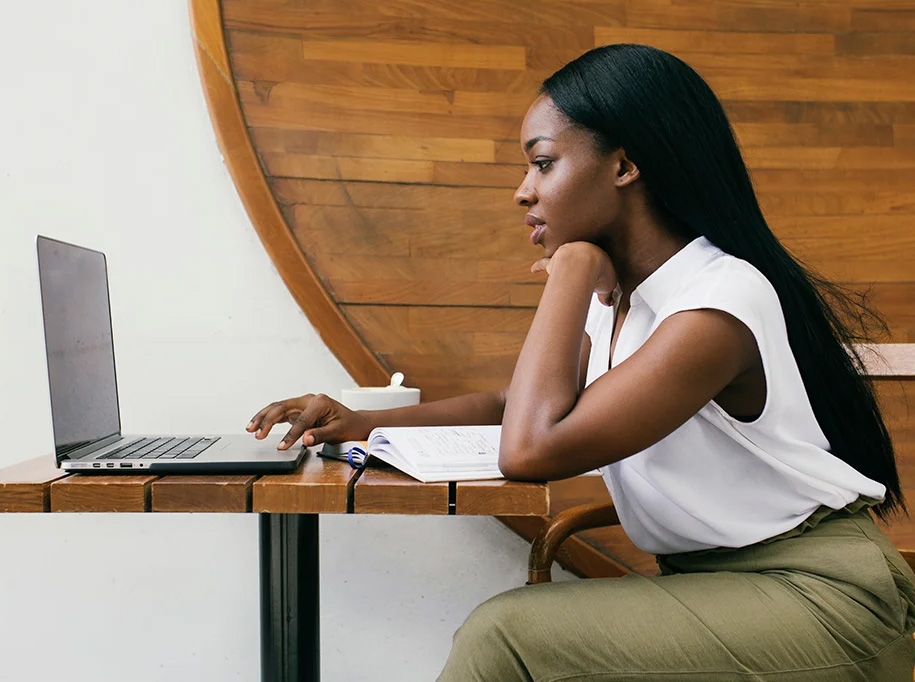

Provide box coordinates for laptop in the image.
[36,235,305,473]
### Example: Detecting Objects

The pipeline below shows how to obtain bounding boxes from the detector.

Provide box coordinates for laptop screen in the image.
[37,237,120,458]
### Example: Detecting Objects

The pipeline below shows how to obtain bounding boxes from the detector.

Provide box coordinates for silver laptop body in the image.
[37,235,304,473]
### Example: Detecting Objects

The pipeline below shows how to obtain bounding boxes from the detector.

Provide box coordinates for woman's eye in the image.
[522,160,552,176]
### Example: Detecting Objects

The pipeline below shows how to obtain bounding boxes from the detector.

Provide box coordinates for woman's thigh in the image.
[436,571,915,682]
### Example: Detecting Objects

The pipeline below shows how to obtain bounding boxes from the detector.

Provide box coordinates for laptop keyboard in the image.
[99,436,220,460]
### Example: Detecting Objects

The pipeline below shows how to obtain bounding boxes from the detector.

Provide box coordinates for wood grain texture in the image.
[253,450,357,513]
[0,456,69,513]
[352,464,449,514]
[50,475,156,513]
[499,515,631,579]
[875,373,915,553]
[202,0,915,574]
[202,0,915,400]
[456,479,548,516]
[151,475,255,512]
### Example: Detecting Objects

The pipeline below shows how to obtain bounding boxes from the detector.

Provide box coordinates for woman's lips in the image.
[525,214,546,245]
[529,224,545,245]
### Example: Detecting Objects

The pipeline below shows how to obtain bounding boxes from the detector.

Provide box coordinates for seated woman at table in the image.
[247,44,915,681]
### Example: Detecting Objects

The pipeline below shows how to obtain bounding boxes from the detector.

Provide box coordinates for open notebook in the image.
[320,425,503,483]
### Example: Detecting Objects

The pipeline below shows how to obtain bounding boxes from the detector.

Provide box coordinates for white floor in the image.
[321,514,576,681]
[0,512,575,682]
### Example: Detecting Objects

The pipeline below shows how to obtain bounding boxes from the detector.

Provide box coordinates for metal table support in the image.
[260,513,320,682]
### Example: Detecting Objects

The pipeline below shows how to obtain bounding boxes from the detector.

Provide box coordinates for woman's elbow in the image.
[499,457,546,481]
[498,440,555,480]
[499,434,622,480]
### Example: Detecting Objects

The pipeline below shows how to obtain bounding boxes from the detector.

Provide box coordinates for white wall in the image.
[0,2,571,681]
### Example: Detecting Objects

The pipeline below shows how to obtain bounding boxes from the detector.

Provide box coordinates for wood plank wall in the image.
[223,0,915,404]
[215,0,915,568]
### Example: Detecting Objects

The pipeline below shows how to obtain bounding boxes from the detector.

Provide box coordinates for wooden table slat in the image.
[51,475,158,512]
[0,456,70,512]
[456,479,548,516]
[353,465,449,514]
[1,455,553,517]
[152,475,256,512]
[548,474,609,516]
[253,450,357,513]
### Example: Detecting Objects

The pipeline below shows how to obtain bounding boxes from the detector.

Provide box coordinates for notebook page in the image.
[370,425,503,480]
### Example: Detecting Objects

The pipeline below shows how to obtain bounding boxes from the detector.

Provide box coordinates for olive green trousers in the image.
[437,505,915,681]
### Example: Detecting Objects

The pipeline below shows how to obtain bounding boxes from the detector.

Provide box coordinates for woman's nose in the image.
[514,175,536,207]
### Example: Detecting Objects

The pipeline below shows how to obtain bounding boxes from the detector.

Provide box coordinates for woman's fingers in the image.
[251,394,364,450]
[531,257,552,275]
[277,394,334,450]
[246,405,273,433]
[247,396,310,439]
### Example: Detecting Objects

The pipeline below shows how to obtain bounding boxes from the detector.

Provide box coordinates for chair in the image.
[527,498,915,584]
[527,343,915,585]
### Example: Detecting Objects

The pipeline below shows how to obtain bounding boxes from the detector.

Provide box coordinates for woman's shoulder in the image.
[659,247,783,327]
[687,248,776,302]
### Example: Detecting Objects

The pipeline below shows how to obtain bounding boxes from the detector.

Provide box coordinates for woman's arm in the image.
[500,245,598,464]
[251,388,508,449]
[362,389,507,431]
[500,243,758,480]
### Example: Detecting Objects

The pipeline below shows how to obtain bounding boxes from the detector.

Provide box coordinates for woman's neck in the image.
[600,209,691,301]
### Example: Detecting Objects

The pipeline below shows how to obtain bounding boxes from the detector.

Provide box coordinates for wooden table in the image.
[0,450,547,682]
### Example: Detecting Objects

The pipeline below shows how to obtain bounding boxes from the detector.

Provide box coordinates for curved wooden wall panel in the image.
[189,0,389,387]
[197,0,915,404]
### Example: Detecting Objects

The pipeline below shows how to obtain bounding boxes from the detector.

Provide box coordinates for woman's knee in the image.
[455,587,529,648]
[438,588,535,682]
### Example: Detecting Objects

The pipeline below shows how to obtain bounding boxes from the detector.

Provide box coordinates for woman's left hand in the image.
[531,242,617,304]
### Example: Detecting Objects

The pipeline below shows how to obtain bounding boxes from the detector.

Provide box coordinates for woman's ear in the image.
[614,150,640,187]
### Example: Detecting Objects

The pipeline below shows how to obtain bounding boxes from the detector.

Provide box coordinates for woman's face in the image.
[514,95,626,257]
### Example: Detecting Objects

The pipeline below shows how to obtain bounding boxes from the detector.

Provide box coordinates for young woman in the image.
[248,45,915,680]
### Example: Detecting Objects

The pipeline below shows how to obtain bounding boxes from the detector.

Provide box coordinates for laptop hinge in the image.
[59,433,123,461]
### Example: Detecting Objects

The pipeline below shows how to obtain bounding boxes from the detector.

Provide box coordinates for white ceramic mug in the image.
[340,373,420,411]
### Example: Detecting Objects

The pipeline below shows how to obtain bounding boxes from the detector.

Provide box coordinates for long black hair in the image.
[542,44,904,519]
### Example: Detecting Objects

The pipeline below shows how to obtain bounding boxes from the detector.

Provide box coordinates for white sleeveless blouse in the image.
[584,237,885,555]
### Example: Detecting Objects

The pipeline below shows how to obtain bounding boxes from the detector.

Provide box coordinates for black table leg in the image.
[260,513,320,682]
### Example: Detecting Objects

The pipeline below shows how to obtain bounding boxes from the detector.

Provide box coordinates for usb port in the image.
[92,463,101,468]
[106,463,115,468]
[121,463,133,468]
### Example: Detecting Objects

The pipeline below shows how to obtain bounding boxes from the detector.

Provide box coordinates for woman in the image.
[248,45,915,680]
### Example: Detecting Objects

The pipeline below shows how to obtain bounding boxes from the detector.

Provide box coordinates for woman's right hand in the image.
[246,394,373,450]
